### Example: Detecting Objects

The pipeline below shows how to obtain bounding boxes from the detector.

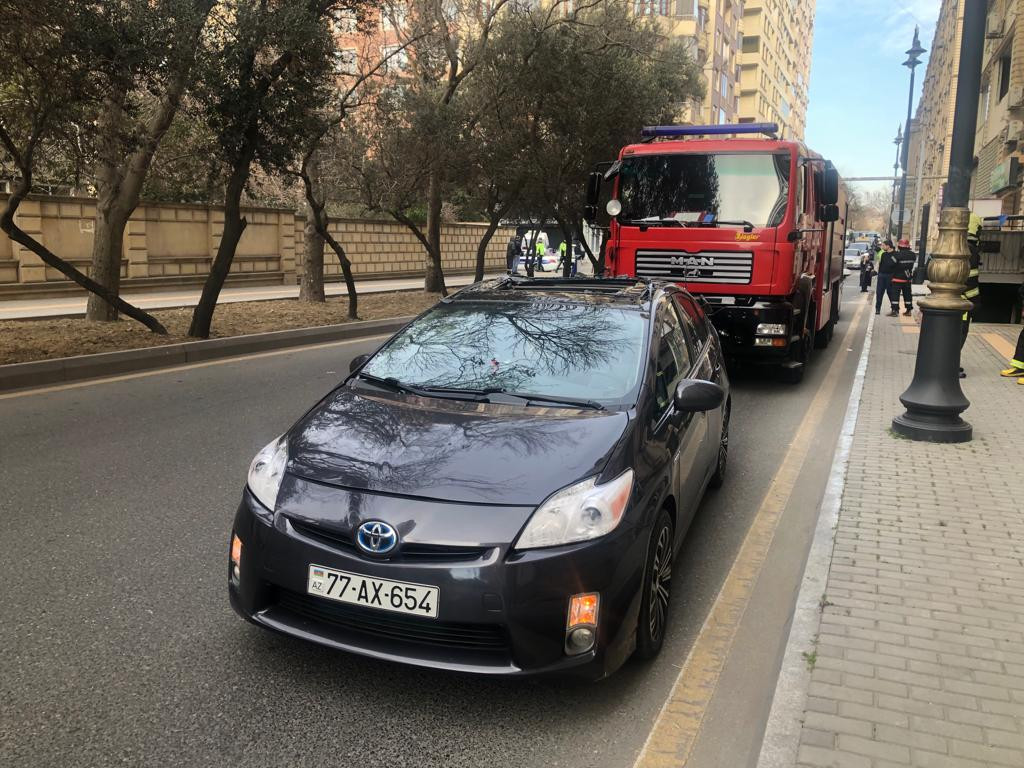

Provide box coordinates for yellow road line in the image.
[981,332,1015,360]
[0,334,391,400]
[635,299,869,768]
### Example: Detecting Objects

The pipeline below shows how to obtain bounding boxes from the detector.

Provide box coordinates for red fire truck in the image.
[584,123,846,383]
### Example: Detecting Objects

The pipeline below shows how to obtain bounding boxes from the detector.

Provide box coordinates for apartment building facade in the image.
[737,0,816,140]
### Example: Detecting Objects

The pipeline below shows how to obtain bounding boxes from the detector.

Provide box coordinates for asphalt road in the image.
[0,288,870,768]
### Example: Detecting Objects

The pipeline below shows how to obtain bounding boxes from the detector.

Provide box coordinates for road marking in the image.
[634,299,869,768]
[981,332,1015,360]
[0,334,391,400]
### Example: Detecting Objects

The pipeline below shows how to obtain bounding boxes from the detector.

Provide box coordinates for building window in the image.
[719,107,727,124]
[999,54,1011,101]
[720,73,728,99]
[634,0,669,15]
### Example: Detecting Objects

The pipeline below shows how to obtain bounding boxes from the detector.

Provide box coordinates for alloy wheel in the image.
[648,526,672,641]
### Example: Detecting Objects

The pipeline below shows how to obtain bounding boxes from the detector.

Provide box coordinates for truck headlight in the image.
[515,470,634,550]
[756,323,787,336]
[247,436,289,512]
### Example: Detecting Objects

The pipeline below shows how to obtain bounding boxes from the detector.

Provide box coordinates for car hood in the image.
[285,386,630,506]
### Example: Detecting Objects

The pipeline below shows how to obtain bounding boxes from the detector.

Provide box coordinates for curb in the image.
[0,316,414,392]
[755,306,877,768]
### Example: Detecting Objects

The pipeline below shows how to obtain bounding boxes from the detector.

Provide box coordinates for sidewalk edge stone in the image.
[0,316,413,392]
[756,308,877,768]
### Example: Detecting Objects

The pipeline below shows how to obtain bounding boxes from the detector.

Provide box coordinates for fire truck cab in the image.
[585,123,846,383]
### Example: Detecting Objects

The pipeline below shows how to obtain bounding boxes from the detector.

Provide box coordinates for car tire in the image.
[635,510,674,661]
[709,401,730,489]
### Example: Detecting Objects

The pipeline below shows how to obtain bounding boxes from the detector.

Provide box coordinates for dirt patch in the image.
[0,290,441,365]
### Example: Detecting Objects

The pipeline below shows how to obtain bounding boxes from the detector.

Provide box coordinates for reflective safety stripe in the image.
[1013,359,1024,369]
[964,288,980,298]
[962,312,969,321]
[969,269,980,278]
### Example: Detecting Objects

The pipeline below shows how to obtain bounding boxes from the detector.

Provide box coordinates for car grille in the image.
[288,518,490,562]
[635,250,754,285]
[276,589,509,651]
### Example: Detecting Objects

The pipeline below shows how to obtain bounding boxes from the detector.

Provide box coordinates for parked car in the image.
[229,276,731,680]
[844,247,865,270]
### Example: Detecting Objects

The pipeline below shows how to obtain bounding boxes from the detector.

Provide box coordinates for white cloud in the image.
[816,0,940,54]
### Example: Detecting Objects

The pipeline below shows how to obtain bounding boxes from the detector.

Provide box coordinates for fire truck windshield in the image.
[617,152,791,228]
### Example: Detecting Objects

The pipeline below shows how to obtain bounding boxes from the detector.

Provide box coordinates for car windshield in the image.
[360,301,647,406]
[617,152,790,228]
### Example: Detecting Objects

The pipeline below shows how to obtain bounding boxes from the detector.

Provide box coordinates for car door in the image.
[647,298,707,537]
[674,294,725,483]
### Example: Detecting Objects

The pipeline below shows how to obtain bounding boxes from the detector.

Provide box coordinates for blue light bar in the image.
[641,123,780,138]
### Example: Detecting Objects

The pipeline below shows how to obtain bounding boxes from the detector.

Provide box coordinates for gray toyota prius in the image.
[229,276,730,679]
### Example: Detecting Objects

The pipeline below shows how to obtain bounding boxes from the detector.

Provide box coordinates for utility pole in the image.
[892,0,986,443]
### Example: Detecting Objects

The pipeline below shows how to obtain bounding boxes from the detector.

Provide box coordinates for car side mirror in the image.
[673,379,725,413]
[349,354,370,374]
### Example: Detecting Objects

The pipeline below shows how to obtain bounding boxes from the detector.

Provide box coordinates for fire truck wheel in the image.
[814,318,834,349]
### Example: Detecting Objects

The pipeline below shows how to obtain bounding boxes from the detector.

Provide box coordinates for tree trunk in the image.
[576,220,600,272]
[299,149,325,302]
[320,220,358,320]
[1,182,166,334]
[300,208,325,302]
[188,156,252,339]
[85,202,131,321]
[424,167,446,295]
[474,218,502,283]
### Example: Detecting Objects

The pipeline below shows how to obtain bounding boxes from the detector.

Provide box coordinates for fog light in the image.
[756,323,787,336]
[567,627,595,653]
[568,592,599,628]
[230,533,242,581]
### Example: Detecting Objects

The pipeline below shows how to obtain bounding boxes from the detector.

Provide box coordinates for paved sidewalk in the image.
[0,273,503,321]
[772,299,1024,768]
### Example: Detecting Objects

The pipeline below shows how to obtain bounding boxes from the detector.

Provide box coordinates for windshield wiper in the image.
[697,219,756,232]
[491,390,606,411]
[355,373,490,402]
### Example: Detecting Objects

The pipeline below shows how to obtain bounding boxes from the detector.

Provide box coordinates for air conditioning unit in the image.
[986,16,1005,38]
[1010,85,1024,110]
[1008,120,1024,143]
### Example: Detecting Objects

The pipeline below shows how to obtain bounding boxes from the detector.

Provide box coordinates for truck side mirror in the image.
[822,164,840,206]
[820,204,840,223]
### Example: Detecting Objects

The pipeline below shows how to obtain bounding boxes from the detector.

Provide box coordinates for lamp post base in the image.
[891,307,972,443]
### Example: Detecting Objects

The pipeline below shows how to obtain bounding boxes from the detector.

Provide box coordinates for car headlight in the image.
[247,436,289,511]
[515,469,634,550]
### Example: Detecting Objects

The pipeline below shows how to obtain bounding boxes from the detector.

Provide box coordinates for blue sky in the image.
[805,0,941,195]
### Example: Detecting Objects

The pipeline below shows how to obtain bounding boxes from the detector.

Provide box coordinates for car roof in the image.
[445,276,677,310]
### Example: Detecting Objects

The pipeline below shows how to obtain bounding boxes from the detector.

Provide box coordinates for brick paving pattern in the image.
[795,299,1024,768]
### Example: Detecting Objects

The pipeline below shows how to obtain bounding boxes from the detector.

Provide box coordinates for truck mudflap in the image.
[702,299,798,361]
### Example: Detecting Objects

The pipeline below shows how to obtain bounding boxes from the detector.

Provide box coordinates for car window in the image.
[674,294,710,346]
[653,301,691,418]
[361,300,647,405]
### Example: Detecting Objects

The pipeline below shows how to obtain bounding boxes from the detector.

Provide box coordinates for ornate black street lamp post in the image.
[888,125,903,238]
[892,0,987,443]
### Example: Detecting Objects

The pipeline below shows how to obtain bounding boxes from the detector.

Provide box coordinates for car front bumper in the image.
[228,488,648,679]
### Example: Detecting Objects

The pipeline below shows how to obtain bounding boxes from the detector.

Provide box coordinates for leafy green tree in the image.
[84,0,215,323]
[0,0,169,332]
[188,0,369,338]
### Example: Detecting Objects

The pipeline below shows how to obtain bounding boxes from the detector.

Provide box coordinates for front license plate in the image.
[307,564,439,618]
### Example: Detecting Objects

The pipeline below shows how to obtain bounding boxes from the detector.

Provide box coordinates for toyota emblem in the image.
[356,521,398,555]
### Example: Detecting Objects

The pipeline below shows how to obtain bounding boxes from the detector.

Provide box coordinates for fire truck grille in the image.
[634,251,754,285]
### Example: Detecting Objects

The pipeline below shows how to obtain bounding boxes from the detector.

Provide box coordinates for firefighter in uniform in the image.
[1000,279,1024,384]
[962,213,982,349]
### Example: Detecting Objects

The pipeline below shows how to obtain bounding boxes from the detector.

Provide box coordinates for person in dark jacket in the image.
[859,249,876,292]
[875,240,897,315]
[889,238,917,316]
[506,235,520,273]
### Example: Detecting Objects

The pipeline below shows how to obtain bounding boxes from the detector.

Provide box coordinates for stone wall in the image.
[0,194,513,295]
